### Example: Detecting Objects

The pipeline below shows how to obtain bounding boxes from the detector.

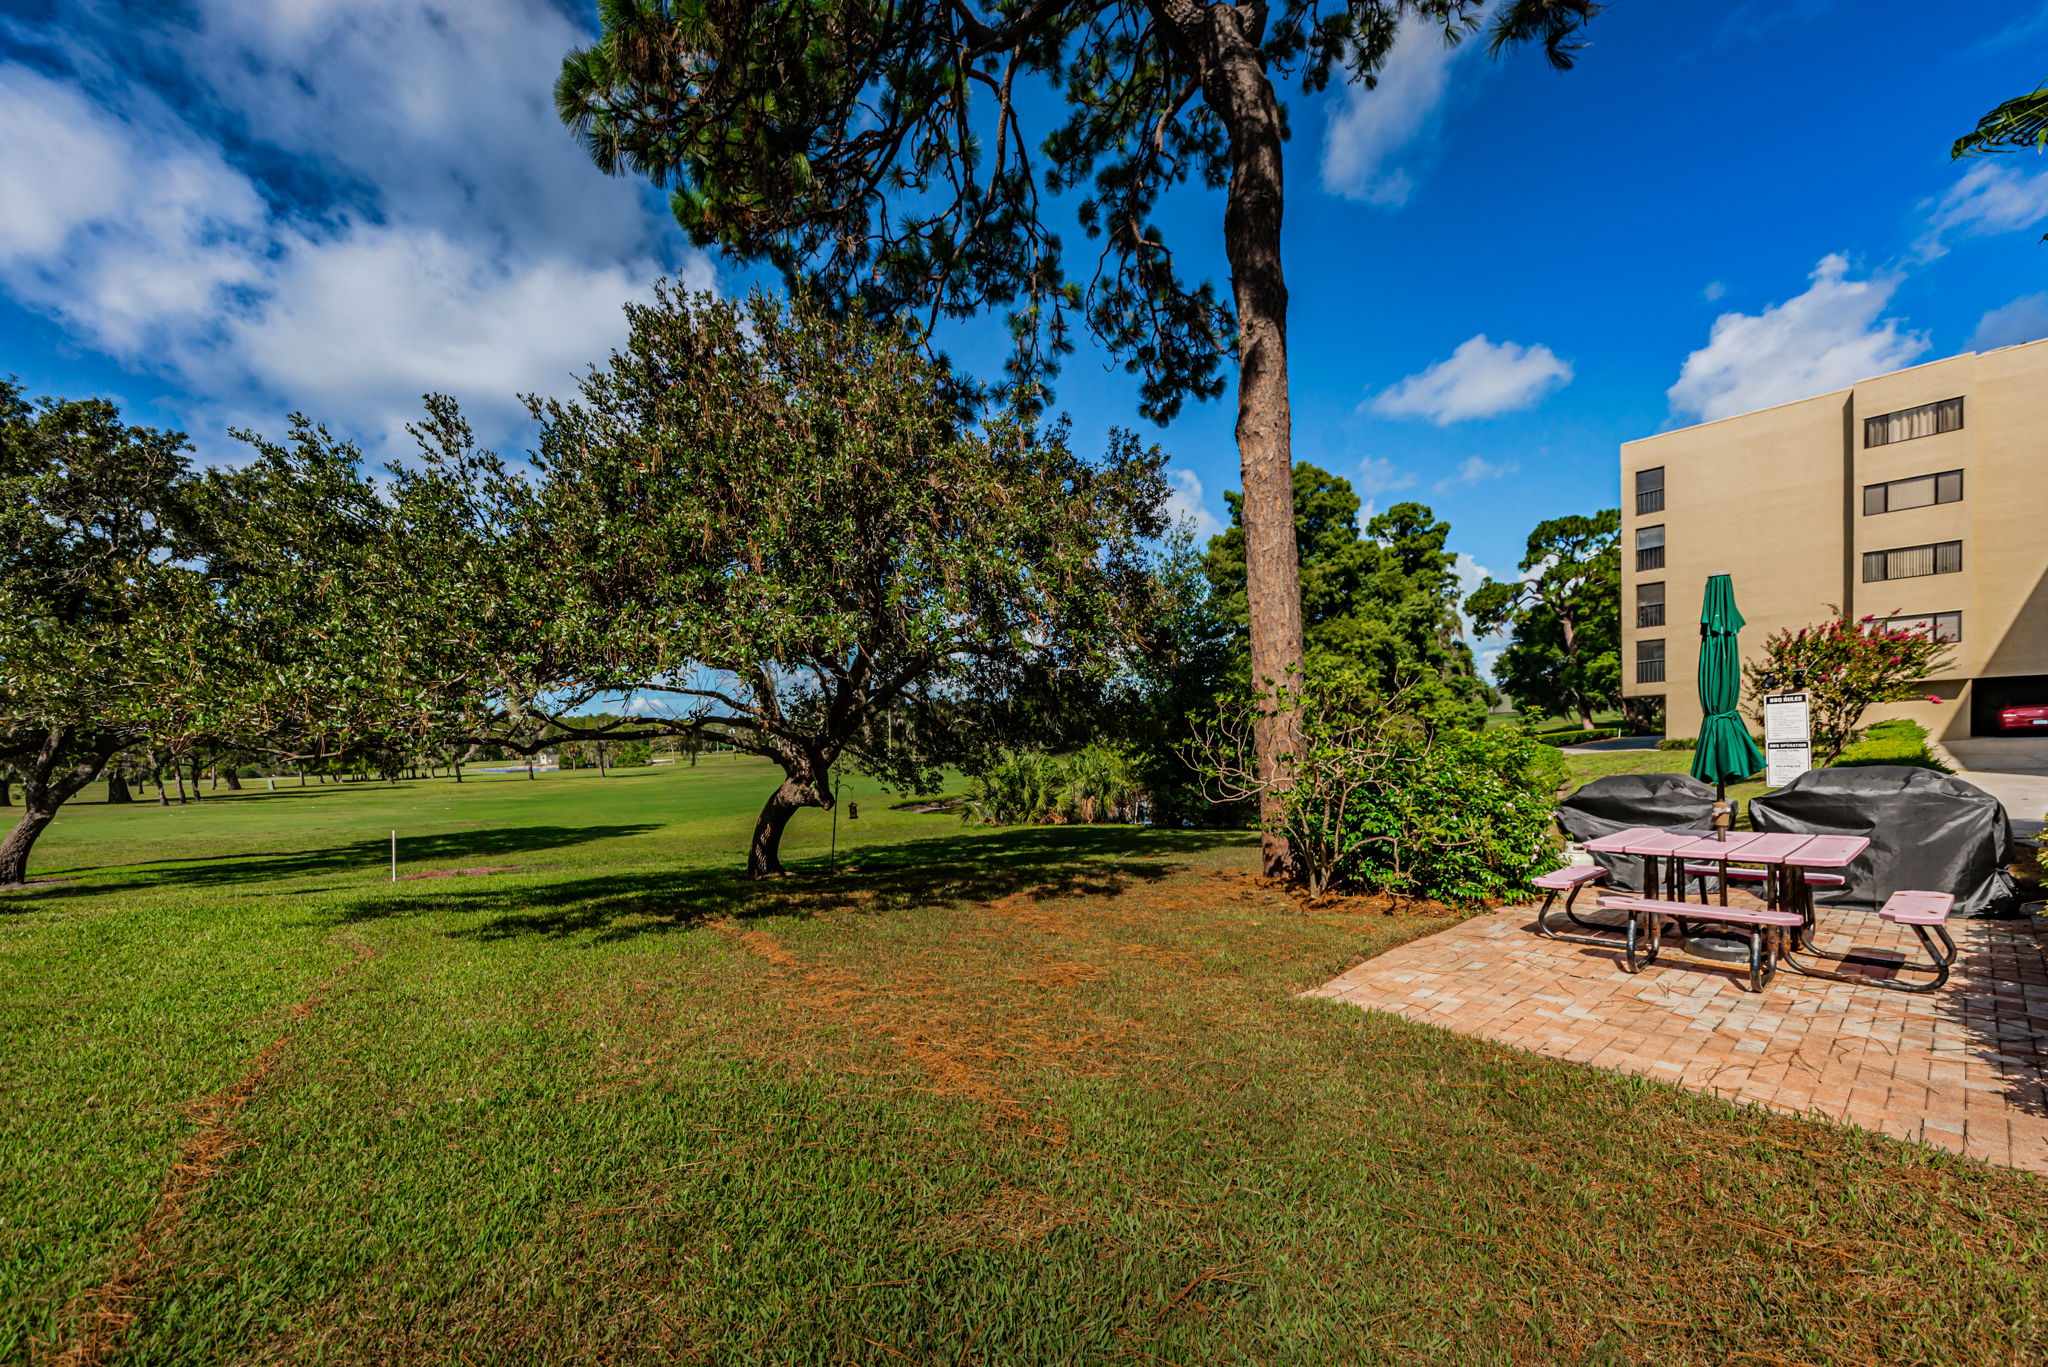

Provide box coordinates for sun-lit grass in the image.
[1562,747,1770,817]
[5,759,2044,1364]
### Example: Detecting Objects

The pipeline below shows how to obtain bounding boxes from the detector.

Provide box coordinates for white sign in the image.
[1763,691,1810,744]
[1763,691,1812,787]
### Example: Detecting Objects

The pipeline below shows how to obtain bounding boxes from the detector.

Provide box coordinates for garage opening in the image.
[1970,674,2048,736]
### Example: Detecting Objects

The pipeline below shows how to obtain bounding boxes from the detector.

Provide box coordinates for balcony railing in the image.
[1636,659,1666,684]
[1636,488,1664,516]
[1637,547,1665,572]
[1637,604,1665,628]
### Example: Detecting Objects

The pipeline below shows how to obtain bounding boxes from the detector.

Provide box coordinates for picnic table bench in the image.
[1542,826,1956,994]
[1597,894,1803,993]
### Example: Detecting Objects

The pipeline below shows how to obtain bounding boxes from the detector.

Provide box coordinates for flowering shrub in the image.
[1744,609,1956,763]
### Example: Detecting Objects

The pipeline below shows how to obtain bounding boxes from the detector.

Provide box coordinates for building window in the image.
[1636,639,1666,684]
[1636,524,1665,572]
[1864,397,1963,448]
[1636,580,1665,628]
[1863,469,1963,515]
[1866,611,1962,643]
[1636,466,1665,516]
[1862,540,1963,582]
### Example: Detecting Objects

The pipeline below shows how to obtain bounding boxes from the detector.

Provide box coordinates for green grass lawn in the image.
[5,760,2045,1364]
[1562,748,1770,820]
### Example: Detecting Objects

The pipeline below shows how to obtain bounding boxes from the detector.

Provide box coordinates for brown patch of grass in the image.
[394,864,520,881]
[710,919,1092,1140]
[51,941,375,1367]
[1201,868,1468,918]
[979,888,1201,971]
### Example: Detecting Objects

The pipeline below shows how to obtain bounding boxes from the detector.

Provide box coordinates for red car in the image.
[1999,703,2048,732]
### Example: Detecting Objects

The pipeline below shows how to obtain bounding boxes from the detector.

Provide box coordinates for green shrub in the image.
[1534,727,1619,747]
[1656,737,1698,751]
[962,745,1141,824]
[1336,729,1565,905]
[1831,719,1951,773]
[1186,680,1562,901]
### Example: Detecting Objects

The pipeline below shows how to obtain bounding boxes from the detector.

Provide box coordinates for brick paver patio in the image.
[1306,899,2048,1174]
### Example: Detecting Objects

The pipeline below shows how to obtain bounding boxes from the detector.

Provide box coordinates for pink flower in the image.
[1926,695,1944,704]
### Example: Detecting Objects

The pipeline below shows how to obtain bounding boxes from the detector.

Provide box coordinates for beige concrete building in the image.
[1620,337,2048,744]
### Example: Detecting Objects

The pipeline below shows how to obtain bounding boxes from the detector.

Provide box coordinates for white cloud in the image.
[1703,280,1728,302]
[1354,455,1417,497]
[1916,162,2048,260]
[1320,16,1462,206]
[1451,550,1494,597]
[1667,254,1927,423]
[1434,455,1519,493]
[0,67,269,355]
[1371,335,1572,424]
[1163,467,1224,540]
[0,1,713,449]
[1971,292,2048,351]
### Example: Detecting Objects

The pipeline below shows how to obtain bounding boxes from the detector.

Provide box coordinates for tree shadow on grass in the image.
[330,825,1251,946]
[15,824,664,898]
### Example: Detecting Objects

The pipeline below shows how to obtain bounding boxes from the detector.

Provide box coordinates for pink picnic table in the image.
[1579,826,1703,901]
[1582,826,1870,918]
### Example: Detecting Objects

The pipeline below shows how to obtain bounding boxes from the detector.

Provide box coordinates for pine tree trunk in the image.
[1195,10,1306,878]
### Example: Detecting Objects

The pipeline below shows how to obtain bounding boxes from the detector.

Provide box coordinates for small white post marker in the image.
[390,830,397,883]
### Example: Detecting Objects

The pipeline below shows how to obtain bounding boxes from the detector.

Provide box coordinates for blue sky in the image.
[3,1,2046,677]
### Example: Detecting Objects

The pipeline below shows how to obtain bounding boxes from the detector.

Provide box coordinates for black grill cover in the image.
[1748,766,2019,918]
[1555,774,1715,894]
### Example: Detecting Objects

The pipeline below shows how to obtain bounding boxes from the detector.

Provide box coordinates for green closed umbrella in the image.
[1691,573,1765,833]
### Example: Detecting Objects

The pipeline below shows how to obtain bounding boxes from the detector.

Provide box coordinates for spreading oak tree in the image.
[555,0,1603,874]
[330,288,1168,876]
[0,383,216,884]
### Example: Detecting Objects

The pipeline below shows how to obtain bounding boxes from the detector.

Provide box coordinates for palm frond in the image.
[1952,83,2048,159]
